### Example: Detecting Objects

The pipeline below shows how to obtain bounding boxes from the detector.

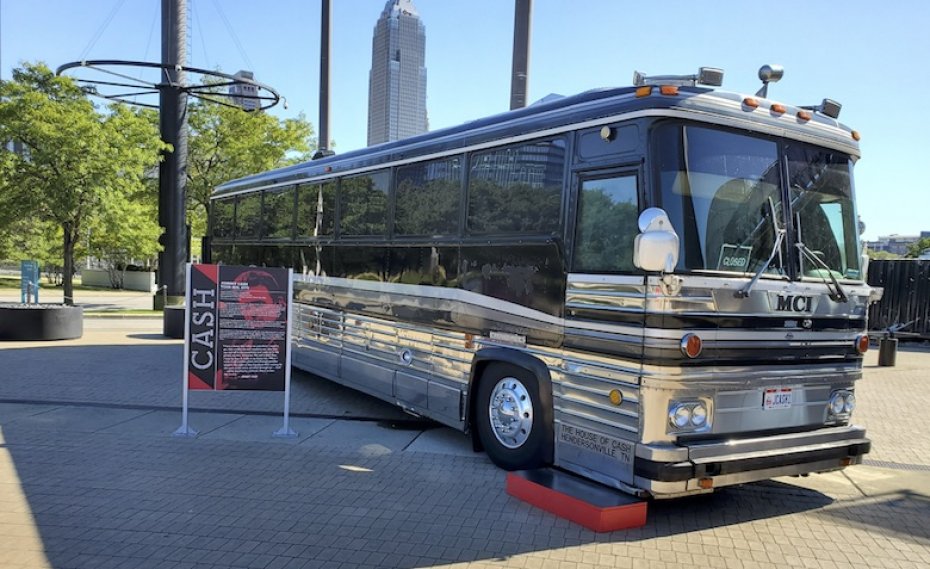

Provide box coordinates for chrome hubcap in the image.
[488,377,533,449]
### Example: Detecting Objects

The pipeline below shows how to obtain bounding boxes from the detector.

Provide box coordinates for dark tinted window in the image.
[235,193,261,238]
[467,139,565,234]
[212,198,235,238]
[340,170,390,236]
[262,186,295,239]
[573,175,639,273]
[395,157,462,236]
[576,124,640,161]
[296,181,336,237]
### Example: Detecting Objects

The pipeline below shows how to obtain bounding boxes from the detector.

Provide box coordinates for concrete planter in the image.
[0,304,84,341]
[81,269,156,292]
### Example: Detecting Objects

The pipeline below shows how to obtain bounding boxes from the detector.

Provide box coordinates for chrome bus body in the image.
[211,83,871,497]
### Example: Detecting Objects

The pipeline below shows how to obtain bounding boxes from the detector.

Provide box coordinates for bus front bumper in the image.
[633,425,871,497]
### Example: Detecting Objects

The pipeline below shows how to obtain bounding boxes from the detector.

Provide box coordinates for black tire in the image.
[475,362,553,471]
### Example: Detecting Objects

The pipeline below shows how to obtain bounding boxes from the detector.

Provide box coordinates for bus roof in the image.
[214,84,859,198]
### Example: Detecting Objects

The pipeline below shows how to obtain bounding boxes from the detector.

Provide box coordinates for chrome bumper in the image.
[633,425,870,497]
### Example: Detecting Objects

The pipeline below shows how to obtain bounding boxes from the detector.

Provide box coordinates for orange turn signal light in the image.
[856,334,870,354]
[698,478,714,490]
[660,85,679,96]
[681,333,703,359]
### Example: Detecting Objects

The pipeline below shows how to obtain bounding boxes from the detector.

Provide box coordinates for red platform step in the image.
[506,469,648,532]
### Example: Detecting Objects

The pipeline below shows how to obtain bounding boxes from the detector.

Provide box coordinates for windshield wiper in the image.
[735,228,785,298]
[795,242,848,303]
[736,197,785,298]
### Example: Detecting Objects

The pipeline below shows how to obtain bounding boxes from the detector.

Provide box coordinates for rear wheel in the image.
[475,363,552,470]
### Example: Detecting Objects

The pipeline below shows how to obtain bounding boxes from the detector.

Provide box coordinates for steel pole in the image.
[318,0,331,153]
[158,0,189,304]
[509,0,532,110]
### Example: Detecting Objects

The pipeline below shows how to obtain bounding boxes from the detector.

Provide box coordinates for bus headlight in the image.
[843,393,856,414]
[828,390,854,420]
[668,400,711,432]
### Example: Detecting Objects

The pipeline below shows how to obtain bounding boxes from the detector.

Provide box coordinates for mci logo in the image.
[775,295,813,313]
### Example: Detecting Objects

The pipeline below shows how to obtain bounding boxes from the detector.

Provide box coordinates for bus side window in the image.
[262,186,296,239]
[572,174,639,273]
[340,170,390,236]
[467,139,565,235]
[297,182,336,238]
[212,198,235,239]
[395,157,462,236]
[235,193,261,239]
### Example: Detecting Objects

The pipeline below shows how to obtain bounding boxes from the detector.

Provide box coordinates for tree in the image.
[186,99,314,239]
[866,249,901,260]
[0,63,167,304]
[905,237,930,259]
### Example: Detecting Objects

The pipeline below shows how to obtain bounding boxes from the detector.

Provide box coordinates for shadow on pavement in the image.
[814,489,930,545]
[0,420,848,569]
[126,333,175,341]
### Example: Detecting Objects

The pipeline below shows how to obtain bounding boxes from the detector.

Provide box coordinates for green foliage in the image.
[467,179,561,234]
[867,249,902,260]
[574,189,638,272]
[905,237,930,258]
[0,62,167,302]
[186,98,314,238]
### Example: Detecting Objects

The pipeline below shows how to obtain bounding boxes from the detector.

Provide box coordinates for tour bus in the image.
[209,67,873,498]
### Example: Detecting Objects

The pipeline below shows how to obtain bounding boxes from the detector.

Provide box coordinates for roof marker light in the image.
[771,103,787,114]
[635,86,653,98]
[852,130,862,141]
[743,97,759,109]
[797,110,812,121]
[660,85,679,96]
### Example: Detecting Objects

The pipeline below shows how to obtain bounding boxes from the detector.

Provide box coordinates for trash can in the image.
[878,337,898,367]
[163,306,185,339]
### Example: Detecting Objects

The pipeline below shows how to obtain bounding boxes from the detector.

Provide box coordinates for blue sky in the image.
[2,0,928,240]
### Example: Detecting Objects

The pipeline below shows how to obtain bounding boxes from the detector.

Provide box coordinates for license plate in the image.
[763,388,793,410]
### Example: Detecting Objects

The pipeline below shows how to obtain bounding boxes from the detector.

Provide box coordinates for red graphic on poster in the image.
[215,266,288,391]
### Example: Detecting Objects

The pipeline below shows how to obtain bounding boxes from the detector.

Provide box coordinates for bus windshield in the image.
[655,123,860,280]
[786,143,861,281]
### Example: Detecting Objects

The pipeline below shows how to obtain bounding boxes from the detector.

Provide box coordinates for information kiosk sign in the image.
[21,260,39,303]
[177,264,295,438]
[188,265,289,391]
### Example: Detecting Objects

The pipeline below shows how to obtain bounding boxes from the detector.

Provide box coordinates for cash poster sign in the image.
[187,265,289,391]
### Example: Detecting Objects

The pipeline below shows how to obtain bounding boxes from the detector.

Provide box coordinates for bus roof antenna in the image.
[756,64,784,98]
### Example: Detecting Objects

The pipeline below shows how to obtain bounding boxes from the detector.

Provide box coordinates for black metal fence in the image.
[867,259,930,338]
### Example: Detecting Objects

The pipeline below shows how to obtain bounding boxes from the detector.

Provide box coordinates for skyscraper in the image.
[367,0,427,146]
[229,70,259,112]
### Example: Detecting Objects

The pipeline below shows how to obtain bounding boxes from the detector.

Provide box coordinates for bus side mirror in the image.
[633,208,680,273]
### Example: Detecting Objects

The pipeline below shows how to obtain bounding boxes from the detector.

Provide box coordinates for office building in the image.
[367,0,428,145]
[229,70,259,112]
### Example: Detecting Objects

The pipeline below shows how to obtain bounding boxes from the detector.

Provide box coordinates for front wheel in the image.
[475,363,552,470]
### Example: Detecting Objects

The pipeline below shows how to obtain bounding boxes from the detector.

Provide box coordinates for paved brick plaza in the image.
[1,319,928,569]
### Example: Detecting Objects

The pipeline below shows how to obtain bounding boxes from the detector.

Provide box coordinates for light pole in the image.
[510,0,532,110]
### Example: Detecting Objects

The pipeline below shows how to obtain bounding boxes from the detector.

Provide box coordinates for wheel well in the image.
[466,349,554,454]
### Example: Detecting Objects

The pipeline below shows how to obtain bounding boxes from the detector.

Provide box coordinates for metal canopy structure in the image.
[56,59,282,112]
[55,0,284,314]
